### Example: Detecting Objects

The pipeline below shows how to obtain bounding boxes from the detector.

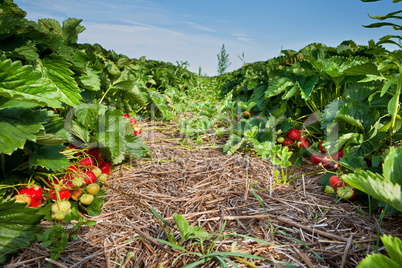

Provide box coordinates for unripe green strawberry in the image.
[324,185,335,194]
[86,183,100,195]
[52,200,71,213]
[336,186,356,200]
[80,194,94,205]
[98,173,107,182]
[92,166,102,178]
[276,137,285,143]
[73,176,85,188]
[52,211,66,221]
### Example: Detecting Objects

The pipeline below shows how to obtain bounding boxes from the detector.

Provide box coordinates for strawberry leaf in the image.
[0,108,47,155]
[383,147,402,185]
[0,198,44,265]
[0,54,61,107]
[342,170,402,212]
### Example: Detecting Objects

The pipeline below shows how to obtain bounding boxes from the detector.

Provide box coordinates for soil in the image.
[4,120,402,268]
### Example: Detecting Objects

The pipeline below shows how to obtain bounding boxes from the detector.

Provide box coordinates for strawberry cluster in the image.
[310,141,344,169]
[324,175,356,201]
[123,114,142,136]
[277,129,310,149]
[14,147,111,222]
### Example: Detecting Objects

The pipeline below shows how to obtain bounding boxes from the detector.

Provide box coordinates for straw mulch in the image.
[5,120,402,268]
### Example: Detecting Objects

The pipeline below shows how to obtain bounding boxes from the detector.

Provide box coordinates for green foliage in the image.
[357,235,402,268]
[0,198,44,265]
[342,147,402,212]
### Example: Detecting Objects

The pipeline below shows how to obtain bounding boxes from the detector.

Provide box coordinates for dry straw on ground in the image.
[5,120,402,268]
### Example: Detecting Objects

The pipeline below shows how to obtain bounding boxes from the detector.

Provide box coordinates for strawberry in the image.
[311,154,322,164]
[288,129,301,141]
[86,183,100,195]
[134,129,142,136]
[84,171,97,185]
[67,165,78,172]
[91,166,102,178]
[98,173,108,182]
[80,158,94,167]
[319,141,326,154]
[18,185,43,208]
[298,137,310,148]
[72,176,85,188]
[324,185,335,194]
[331,149,344,161]
[329,176,346,190]
[130,118,137,124]
[71,189,83,201]
[244,111,250,117]
[86,148,100,160]
[52,211,66,221]
[122,114,130,118]
[283,139,294,146]
[146,83,151,88]
[14,194,31,207]
[336,186,356,200]
[276,137,285,144]
[99,162,111,175]
[80,194,94,205]
[49,188,72,201]
[51,200,71,214]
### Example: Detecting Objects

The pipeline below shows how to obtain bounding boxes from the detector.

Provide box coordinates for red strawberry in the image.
[67,165,78,172]
[331,149,344,161]
[99,162,111,175]
[319,141,326,154]
[288,129,301,141]
[19,185,43,208]
[329,176,346,190]
[86,148,100,160]
[122,114,130,118]
[130,118,137,124]
[298,137,310,148]
[134,129,142,136]
[311,154,322,164]
[49,184,72,201]
[283,139,294,146]
[146,83,151,88]
[80,158,94,167]
[84,171,97,185]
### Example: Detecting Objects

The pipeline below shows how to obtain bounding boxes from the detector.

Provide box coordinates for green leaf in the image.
[342,170,402,212]
[383,147,402,185]
[0,108,47,155]
[28,144,70,171]
[39,55,82,106]
[357,253,401,268]
[124,134,152,159]
[173,214,189,237]
[78,66,101,91]
[0,198,44,265]
[382,235,402,265]
[83,189,105,216]
[0,54,61,107]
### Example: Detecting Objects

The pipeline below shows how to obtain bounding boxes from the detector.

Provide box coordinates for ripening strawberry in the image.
[52,211,66,221]
[98,173,108,182]
[18,185,43,208]
[14,194,31,207]
[72,176,85,188]
[71,189,83,201]
[288,129,301,141]
[91,166,102,178]
[84,171,97,185]
[329,176,346,190]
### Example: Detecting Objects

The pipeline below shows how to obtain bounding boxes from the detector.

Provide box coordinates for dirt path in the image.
[5,121,402,268]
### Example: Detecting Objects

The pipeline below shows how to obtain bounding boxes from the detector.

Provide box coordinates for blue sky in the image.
[14,0,400,76]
